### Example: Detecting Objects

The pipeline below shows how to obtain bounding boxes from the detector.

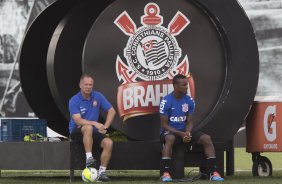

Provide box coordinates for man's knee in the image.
[81,125,93,135]
[165,134,176,144]
[199,134,213,145]
[101,137,113,149]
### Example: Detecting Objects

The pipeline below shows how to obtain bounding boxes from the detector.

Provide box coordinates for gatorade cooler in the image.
[246,96,282,177]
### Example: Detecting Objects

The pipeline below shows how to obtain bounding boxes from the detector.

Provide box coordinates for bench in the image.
[0,141,231,181]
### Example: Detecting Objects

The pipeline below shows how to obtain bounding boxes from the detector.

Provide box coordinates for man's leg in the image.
[161,133,175,182]
[197,134,215,158]
[81,125,94,153]
[162,134,175,157]
[197,134,224,181]
[100,137,113,167]
[96,137,113,181]
[81,125,96,167]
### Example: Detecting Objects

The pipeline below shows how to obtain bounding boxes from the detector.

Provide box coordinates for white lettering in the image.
[159,99,166,113]
[134,86,146,107]
[170,116,187,122]
[123,88,133,110]
[123,84,174,110]
[155,84,173,105]
[264,105,277,142]
[263,144,278,150]
[145,85,156,106]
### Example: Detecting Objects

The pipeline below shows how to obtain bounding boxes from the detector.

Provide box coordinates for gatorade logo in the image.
[263,105,277,142]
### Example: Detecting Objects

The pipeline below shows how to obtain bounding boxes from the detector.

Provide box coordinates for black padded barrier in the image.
[20,0,258,143]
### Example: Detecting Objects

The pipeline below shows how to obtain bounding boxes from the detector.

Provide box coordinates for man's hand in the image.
[93,122,103,129]
[89,121,108,134]
[95,123,108,134]
[182,131,192,143]
[98,126,108,134]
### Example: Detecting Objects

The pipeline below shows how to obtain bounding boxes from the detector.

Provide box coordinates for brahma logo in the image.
[114,3,195,121]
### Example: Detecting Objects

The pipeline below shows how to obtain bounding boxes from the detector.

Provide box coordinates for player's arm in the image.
[160,114,187,137]
[72,113,104,130]
[185,114,193,133]
[185,97,195,138]
[183,114,193,142]
[104,107,116,129]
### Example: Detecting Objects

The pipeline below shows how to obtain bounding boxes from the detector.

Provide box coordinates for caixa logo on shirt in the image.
[170,116,187,122]
[115,2,195,121]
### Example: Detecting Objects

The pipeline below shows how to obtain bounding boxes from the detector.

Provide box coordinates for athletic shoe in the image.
[161,172,172,182]
[210,171,224,181]
[96,172,110,182]
[86,157,97,168]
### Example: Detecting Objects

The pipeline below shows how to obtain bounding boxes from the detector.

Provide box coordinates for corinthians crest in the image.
[114,3,194,120]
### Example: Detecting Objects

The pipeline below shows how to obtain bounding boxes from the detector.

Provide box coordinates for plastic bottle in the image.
[2,123,8,141]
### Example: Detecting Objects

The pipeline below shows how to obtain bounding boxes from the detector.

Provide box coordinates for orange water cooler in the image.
[246,96,282,176]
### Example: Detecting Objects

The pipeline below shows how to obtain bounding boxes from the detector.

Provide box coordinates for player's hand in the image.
[93,122,106,133]
[182,132,192,143]
[98,125,108,134]
[94,122,103,129]
[98,129,107,134]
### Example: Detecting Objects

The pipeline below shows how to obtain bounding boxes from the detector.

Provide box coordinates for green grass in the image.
[1,148,282,183]
[233,148,282,170]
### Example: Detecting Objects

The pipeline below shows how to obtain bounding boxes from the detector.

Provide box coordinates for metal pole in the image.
[226,139,235,176]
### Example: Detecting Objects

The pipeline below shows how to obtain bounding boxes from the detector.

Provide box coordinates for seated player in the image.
[159,74,224,182]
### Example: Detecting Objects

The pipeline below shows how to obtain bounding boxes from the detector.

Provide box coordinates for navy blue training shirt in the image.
[68,90,112,133]
[159,92,195,133]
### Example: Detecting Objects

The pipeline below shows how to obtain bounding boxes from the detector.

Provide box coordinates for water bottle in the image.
[2,122,8,142]
[22,126,34,137]
[0,121,1,141]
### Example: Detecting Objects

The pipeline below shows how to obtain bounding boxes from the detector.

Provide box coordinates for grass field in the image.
[1,148,282,183]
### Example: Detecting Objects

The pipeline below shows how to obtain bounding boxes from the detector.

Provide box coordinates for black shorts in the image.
[70,126,106,149]
[160,130,204,145]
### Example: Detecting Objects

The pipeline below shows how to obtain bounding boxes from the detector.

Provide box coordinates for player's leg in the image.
[81,125,94,153]
[160,132,176,182]
[195,132,224,181]
[94,133,113,181]
[197,134,215,158]
[70,125,96,168]
[100,137,113,167]
[81,125,96,168]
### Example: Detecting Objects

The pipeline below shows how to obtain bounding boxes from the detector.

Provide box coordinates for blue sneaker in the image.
[210,171,224,181]
[161,172,172,182]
